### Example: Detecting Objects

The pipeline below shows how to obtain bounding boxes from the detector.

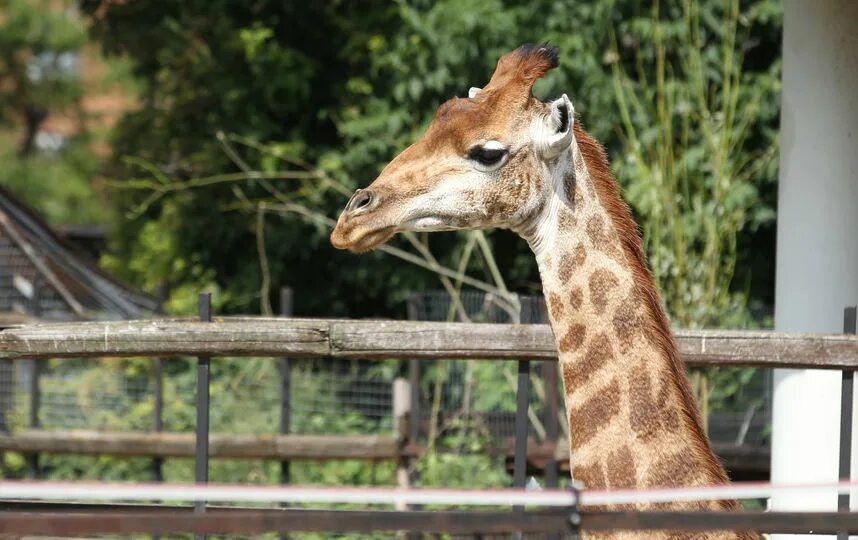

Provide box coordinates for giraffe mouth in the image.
[330,224,397,253]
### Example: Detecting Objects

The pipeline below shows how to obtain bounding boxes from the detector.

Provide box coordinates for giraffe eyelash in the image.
[467,142,509,171]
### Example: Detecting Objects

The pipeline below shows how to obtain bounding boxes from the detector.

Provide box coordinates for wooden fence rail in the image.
[0,431,397,460]
[0,317,857,368]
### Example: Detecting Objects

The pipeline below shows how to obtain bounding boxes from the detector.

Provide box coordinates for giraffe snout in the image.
[331,187,397,252]
[345,188,378,215]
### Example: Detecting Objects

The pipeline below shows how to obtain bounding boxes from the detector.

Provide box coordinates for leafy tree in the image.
[0,0,86,156]
[82,0,780,326]
[0,0,120,228]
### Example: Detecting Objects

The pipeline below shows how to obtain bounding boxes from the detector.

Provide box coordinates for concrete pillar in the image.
[773,1,858,538]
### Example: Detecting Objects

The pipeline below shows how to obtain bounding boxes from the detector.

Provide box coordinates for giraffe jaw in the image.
[330,224,397,253]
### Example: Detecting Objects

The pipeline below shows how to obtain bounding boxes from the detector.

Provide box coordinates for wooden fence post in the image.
[392,377,411,510]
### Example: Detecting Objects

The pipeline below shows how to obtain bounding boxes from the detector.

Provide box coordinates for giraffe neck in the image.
[522,126,732,497]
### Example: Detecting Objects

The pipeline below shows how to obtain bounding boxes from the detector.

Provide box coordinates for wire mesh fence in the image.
[406,290,772,456]
[407,291,559,447]
[0,358,396,436]
[0,231,69,320]
[0,288,771,485]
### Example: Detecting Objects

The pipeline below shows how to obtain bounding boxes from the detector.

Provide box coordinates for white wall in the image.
[773,1,858,539]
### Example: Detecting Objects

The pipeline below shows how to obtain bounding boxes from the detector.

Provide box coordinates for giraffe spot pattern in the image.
[588,268,619,314]
[547,292,564,320]
[612,295,644,353]
[557,243,587,282]
[629,370,667,441]
[647,451,700,488]
[558,323,586,353]
[656,378,684,432]
[573,460,606,489]
[570,377,621,449]
[607,446,637,489]
[562,168,576,203]
[586,213,625,262]
[558,209,576,229]
[586,214,607,244]
[569,287,584,310]
[561,332,613,389]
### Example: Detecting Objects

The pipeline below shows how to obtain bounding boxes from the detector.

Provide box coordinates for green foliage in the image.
[609,0,780,329]
[0,0,783,494]
[83,0,780,325]
[0,0,86,124]
[0,133,108,224]
[0,0,117,225]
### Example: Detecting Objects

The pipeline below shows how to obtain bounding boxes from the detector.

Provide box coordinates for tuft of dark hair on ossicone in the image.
[515,42,560,69]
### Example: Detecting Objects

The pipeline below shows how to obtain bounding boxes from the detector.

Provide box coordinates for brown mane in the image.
[573,123,737,503]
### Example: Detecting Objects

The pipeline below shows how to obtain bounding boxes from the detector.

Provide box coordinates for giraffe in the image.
[331,44,754,539]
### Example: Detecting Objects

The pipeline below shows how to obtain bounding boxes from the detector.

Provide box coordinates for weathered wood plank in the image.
[0,318,330,359]
[0,430,397,460]
[0,317,857,369]
[331,320,557,359]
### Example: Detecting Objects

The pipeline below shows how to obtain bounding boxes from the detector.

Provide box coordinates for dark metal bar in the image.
[279,287,293,487]
[152,357,164,482]
[839,305,857,540]
[543,361,560,488]
[27,359,41,477]
[278,287,293,540]
[152,282,167,486]
[0,508,569,535]
[581,509,858,534]
[513,360,530,491]
[3,507,858,535]
[0,359,10,433]
[195,292,212,540]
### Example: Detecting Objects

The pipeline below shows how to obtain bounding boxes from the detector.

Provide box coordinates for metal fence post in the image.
[27,358,41,478]
[514,359,530,491]
[0,359,10,434]
[279,287,293,487]
[839,306,856,540]
[152,357,163,482]
[513,300,531,516]
[195,292,212,540]
[543,360,560,488]
[152,282,167,483]
[278,287,293,540]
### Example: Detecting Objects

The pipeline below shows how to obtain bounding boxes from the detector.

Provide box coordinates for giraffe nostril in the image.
[346,189,376,213]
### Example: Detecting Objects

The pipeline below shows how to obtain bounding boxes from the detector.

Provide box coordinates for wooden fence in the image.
[1,316,857,366]
[0,314,855,484]
[0,308,857,535]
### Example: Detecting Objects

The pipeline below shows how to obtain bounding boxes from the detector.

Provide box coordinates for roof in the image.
[0,187,157,320]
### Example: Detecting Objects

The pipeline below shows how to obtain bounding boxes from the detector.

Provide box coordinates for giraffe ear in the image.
[533,94,575,159]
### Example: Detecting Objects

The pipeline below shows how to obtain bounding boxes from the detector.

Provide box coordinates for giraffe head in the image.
[331,44,576,253]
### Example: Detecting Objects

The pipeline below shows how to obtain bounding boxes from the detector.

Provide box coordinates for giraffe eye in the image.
[468,145,508,168]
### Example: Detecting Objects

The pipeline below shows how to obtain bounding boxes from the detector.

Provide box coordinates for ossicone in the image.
[484,42,560,97]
